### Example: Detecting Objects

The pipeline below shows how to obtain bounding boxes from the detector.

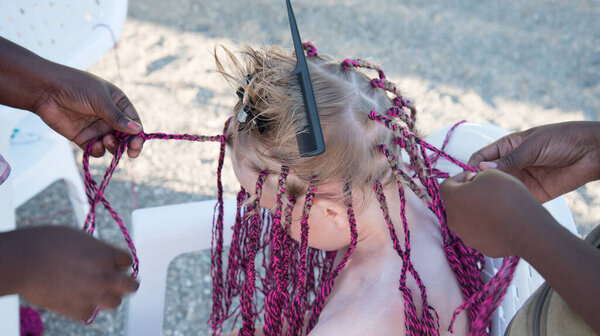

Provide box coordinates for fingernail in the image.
[479,161,497,170]
[466,172,477,181]
[127,121,142,132]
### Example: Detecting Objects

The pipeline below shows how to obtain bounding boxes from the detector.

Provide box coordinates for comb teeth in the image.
[297,131,320,156]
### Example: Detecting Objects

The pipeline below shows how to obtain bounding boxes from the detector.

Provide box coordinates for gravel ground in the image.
[15,0,600,335]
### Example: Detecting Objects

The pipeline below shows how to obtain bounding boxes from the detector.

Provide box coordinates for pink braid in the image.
[281,196,298,331]
[209,118,231,331]
[239,170,269,335]
[369,112,475,173]
[264,166,290,335]
[288,179,317,336]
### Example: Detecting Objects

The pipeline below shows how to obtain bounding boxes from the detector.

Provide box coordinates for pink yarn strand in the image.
[81,130,226,324]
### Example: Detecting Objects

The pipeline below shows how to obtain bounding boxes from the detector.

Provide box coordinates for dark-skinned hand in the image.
[439,169,557,257]
[467,121,600,203]
[33,68,144,158]
[0,226,139,320]
[0,36,144,158]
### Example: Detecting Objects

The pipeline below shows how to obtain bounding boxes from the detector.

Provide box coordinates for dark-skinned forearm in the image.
[513,212,600,334]
[0,37,61,112]
[0,230,26,296]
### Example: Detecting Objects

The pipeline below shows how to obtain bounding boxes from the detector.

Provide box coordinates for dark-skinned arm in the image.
[0,37,144,158]
[441,170,600,334]
[0,226,139,320]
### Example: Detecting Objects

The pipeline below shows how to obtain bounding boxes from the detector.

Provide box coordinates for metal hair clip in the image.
[236,74,267,133]
[286,0,325,157]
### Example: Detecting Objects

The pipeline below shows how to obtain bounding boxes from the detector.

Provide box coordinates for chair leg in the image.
[63,176,89,228]
[54,139,89,228]
[0,296,19,336]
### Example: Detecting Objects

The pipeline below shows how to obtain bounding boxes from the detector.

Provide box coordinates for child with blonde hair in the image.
[206,44,516,336]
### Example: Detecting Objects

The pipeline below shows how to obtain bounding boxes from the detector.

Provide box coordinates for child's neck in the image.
[311,183,469,335]
[351,183,439,261]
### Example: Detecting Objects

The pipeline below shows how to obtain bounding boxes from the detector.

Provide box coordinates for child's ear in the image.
[313,198,348,231]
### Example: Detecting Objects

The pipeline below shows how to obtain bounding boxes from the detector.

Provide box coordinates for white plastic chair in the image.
[126,123,577,336]
[126,198,238,336]
[0,1,128,335]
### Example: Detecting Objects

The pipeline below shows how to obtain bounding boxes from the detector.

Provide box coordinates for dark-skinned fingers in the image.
[99,94,142,135]
[483,137,538,172]
[449,171,473,183]
[101,136,117,156]
[111,86,143,131]
[108,86,143,135]
[112,248,133,268]
[90,141,106,158]
[102,134,118,152]
[127,135,144,159]
[71,118,114,153]
[99,293,123,310]
[440,171,472,199]
[467,142,504,168]
[77,304,97,321]
[109,274,139,295]
[467,133,523,168]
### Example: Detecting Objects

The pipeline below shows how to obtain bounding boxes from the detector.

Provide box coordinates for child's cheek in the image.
[286,209,348,252]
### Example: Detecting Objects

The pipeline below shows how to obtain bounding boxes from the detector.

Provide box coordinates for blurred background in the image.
[15,0,599,335]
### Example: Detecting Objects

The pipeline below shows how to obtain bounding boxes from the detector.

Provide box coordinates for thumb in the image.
[98,89,142,135]
[102,101,142,135]
[440,171,474,197]
[446,171,476,184]
[480,143,536,172]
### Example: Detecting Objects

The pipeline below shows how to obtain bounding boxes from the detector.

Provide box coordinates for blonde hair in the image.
[216,45,398,198]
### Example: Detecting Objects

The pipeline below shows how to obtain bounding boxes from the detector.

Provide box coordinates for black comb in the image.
[285,0,325,157]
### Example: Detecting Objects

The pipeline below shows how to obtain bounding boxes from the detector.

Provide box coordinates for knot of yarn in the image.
[341,58,360,70]
[302,42,318,56]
